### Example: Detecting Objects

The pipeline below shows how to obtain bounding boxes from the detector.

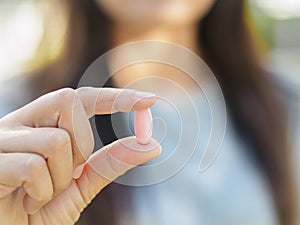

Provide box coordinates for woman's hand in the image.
[0,87,161,225]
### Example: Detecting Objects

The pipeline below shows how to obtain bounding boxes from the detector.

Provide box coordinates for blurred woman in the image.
[0,0,298,224]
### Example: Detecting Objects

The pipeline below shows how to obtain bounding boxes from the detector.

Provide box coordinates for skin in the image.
[97,0,215,91]
[97,0,215,30]
[0,0,216,224]
[0,87,161,225]
[97,0,215,48]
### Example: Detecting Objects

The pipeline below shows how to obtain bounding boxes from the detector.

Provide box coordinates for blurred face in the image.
[96,0,216,27]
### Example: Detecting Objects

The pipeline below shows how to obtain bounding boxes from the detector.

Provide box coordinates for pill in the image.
[134,109,153,145]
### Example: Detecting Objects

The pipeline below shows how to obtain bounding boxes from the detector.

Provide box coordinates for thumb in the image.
[37,137,160,224]
[73,136,161,209]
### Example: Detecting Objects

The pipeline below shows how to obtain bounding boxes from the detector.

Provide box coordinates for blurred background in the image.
[0,0,299,222]
[0,0,299,82]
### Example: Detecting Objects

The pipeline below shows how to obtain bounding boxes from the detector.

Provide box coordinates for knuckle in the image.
[46,129,71,153]
[24,154,47,179]
[76,87,90,95]
[55,88,75,105]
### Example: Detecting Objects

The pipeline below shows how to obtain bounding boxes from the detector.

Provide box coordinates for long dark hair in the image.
[31,0,298,224]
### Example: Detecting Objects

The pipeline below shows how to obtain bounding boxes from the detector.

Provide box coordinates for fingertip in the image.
[86,137,162,180]
[145,138,162,157]
[133,96,156,111]
[115,137,162,163]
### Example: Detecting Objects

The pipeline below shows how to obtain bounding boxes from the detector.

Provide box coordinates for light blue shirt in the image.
[109,89,277,225]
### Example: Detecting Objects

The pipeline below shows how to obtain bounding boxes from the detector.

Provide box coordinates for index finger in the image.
[76,87,156,118]
[9,87,155,127]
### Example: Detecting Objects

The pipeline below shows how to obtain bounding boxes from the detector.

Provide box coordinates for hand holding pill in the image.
[0,87,161,225]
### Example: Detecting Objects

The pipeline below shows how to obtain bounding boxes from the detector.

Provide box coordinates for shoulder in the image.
[268,66,300,130]
[269,67,300,180]
[266,66,300,125]
[268,65,300,102]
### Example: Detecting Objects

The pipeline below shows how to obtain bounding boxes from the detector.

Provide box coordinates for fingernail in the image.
[134,91,156,99]
[73,164,85,179]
